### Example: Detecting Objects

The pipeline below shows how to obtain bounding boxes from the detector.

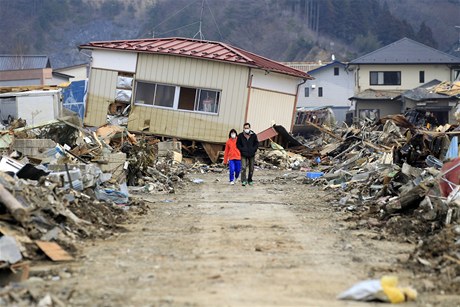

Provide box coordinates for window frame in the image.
[369,71,401,86]
[419,71,425,83]
[334,67,339,76]
[134,80,221,115]
[318,87,323,97]
[304,87,310,97]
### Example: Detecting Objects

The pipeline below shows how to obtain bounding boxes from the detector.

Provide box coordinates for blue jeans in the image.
[229,160,241,182]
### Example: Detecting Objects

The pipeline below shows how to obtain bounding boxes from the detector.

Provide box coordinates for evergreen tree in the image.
[417,22,438,48]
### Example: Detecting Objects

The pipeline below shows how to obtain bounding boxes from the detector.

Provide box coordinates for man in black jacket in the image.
[236,122,259,186]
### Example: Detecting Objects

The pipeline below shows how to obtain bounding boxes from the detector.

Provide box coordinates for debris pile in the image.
[256,141,309,170]
[301,114,460,293]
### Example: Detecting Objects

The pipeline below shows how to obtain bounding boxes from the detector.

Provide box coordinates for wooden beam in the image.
[202,142,223,163]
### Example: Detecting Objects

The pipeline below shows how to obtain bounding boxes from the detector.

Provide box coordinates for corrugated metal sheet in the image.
[247,88,296,134]
[80,37,312,79]
[84,69,117,126]
[0,55,51,71]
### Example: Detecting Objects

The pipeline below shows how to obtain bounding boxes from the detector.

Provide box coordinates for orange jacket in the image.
[224,138,241,163]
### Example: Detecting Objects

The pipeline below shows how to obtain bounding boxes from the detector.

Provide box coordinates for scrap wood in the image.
[0,184,28,223]
[35,241,73,261]
[443,254,460,266]
[305,121,342,141]
[363,141,392,152]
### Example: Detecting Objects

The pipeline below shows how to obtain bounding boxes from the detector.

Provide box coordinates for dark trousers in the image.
[241,156,255,182]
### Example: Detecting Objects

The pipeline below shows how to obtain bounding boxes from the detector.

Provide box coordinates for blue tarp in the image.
[62,80,87,119]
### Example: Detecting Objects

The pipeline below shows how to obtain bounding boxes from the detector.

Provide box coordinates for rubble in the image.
[297,113,460,294]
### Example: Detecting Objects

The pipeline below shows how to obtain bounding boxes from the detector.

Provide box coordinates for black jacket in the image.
[236,131,259,157]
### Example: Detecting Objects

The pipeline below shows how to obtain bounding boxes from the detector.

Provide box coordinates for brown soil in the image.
[22,170,460,306]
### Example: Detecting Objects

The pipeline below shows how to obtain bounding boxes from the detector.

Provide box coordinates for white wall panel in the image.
[92,50,137,73]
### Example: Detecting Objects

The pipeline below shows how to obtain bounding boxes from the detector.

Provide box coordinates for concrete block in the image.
[157,141,181,156]
[97,152,127,182]
[12,139,56,157]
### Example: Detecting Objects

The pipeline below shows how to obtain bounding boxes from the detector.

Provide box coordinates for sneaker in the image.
[230,181,235,185]
[248,181,254,186]
[242,181,247,186]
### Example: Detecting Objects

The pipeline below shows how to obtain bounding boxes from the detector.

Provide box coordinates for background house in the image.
[80,37,312,145]
[348,38,460,123]
[54,63,89,82]
[0,55,53,86]
[297,60,354,124]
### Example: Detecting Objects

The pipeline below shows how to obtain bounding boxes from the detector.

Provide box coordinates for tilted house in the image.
[348,37,460,122]
[79,37,312,146]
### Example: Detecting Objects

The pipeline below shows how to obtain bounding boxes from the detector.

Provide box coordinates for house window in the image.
[135,82,155,105]
[304,87,309,97]
[135,81,220,114]
[334,67,339,76]
[154,84,175,108]
[454,70,460,81]
[318,87,323,97]
[370,71,401,85]
[196,89,220,113]
[419,71,425,83]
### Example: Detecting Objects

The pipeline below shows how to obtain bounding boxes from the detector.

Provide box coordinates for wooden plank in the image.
[202,142,223,163]
[35,241,73,261]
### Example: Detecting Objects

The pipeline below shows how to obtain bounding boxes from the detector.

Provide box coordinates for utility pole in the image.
[455,26,460,52]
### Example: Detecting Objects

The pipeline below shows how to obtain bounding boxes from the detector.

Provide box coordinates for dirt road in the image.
[27,170,457,306]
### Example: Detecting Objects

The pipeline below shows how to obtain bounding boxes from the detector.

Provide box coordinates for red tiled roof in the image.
[79,37,312,79]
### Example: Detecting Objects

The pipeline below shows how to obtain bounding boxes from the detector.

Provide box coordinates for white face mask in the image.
[231,133,236,138]
[244,129,250,134]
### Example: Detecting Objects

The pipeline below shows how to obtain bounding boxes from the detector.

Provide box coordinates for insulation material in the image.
[115,89,132,103]
[117,76,133,89]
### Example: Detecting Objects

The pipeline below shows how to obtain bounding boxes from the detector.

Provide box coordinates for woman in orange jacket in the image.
[223,129,241,184]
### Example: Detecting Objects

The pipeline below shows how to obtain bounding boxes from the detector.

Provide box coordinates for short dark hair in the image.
[228,129,238,138]
[243,122,251,128]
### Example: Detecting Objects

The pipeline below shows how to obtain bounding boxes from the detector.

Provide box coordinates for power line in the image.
[157,21,201,36]
[205,0,224,42]
[152,0,200,30]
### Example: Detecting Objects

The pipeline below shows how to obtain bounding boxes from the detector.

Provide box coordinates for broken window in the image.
[370,71,401,85]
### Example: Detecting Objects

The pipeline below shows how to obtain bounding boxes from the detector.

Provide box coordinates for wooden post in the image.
[0,184,27,223]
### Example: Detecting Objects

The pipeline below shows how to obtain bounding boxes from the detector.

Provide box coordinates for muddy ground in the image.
[20,169,460,306]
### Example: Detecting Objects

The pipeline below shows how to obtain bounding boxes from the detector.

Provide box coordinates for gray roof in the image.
[0,55,51,71]
[349,38,460,65]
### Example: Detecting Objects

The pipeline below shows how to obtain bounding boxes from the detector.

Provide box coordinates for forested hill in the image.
[0,0,459,68]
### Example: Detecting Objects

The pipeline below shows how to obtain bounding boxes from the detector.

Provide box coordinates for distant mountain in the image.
[0,0,458,68]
